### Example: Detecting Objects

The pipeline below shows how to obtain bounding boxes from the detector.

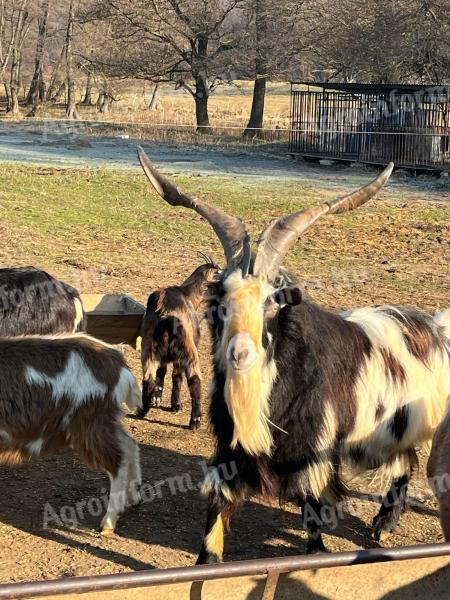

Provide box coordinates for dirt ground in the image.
[0,134,449,584]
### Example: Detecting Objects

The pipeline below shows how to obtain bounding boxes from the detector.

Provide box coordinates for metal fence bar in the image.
[1,543,450,599]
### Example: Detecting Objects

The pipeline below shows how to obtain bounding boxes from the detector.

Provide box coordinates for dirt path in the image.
[0,122,449,202]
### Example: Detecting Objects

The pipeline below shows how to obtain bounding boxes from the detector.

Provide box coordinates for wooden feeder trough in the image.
[82,294,145,348]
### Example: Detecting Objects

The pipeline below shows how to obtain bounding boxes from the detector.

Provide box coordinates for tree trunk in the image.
[49,81,66,103]
[4,83,11,112]
[194,89,211,132]
[65,0,79,119]
[46,43,65,101]
[96,92,105,111]
[243,76,266,138]
[192,34,211,134]
[97,92,113,114]
[26,0,49,107]
[243,0,268,139]
[7,48,21,115]
[5,2,29,116]
[148,83,160,110]
[80,71,94,105]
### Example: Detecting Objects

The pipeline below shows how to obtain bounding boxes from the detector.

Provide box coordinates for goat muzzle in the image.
[226,333,258,372]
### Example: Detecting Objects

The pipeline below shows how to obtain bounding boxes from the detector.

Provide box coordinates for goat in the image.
[0,333,142,535]
[0,267,85,336]
[138,147,450,560]
[428,311,450,542]
[137,257,219,429]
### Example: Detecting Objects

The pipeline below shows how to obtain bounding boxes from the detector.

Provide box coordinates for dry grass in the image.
[0,81,292,147]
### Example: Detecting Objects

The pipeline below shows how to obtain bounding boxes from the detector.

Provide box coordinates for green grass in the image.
[0,164,448,311]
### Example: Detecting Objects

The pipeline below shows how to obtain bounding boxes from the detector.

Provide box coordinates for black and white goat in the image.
[138,147,450,560]
[0,333,142,535]
[137,258,219,429]
[0,267,85,336]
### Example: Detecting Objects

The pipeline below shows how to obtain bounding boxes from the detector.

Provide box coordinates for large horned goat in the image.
[138,147,450,560]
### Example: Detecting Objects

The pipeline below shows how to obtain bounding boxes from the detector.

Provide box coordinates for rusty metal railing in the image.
[1,543,450,600]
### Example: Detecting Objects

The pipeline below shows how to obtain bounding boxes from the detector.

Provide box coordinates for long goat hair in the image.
[0,333,142,535]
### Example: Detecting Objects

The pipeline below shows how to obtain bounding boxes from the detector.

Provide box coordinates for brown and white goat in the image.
[428,311,450,541]
[137,258,219,429]
[0,333,142,535]
[137,147,450,560]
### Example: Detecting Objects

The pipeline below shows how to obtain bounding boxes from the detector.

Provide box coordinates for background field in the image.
[3,82,293,146]
[0,154,449,582]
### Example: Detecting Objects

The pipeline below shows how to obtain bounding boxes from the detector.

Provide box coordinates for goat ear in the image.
[273,286,303,308]
[265,285,302,319]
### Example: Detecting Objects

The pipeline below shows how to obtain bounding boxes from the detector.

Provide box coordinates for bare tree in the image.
[26,0,49,107]
[65,0,79,118]
[309,0,437,84]
[81,0,245,132]
[80,68,94,105]
[148,83,160,110]
[1,0,30,114]
[243,0,268,138]
[242,0,313,138]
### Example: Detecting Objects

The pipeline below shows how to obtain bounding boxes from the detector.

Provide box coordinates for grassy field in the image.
[0,162,449,581]
[0,164,448,310]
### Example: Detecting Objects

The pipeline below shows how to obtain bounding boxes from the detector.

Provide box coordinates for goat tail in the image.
[116,367,142,412]
[435,309,450,341]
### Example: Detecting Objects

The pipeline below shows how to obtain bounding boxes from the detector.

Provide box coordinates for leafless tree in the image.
[65,0,79,118]
[26,0,49,107]
[80,0,246,132]
[1,0,30,114]
[242,0,316,138]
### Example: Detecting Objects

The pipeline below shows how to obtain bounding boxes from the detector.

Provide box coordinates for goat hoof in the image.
[100,527,115,537]
[171,405,182,413]
[189,418,201,431]
[372,515,397,542]
[196,553,222,565]
[306,539,329,554]
[135,409,147,420]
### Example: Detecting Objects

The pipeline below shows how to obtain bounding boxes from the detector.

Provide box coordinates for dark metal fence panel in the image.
[289,84,450,170]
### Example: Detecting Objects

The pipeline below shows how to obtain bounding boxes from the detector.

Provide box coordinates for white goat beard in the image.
[224,358,275,457]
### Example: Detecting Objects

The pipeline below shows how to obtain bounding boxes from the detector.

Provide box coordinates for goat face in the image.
[219,271,302,373]
[206,270,302,456]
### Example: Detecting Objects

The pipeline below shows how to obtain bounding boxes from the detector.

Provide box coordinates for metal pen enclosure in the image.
[289,82,450,170]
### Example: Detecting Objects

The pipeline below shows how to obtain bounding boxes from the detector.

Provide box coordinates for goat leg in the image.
[186,363,202,430]
[170,363,183,412]
[153,365,167,408]
[301,496,329,554]
[372,474,409,542]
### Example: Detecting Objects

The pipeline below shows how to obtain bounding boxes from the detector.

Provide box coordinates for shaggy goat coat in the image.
[0,334,142,534]
[0,267,85,336]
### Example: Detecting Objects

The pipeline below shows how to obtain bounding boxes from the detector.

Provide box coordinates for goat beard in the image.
[224,357,275,457]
